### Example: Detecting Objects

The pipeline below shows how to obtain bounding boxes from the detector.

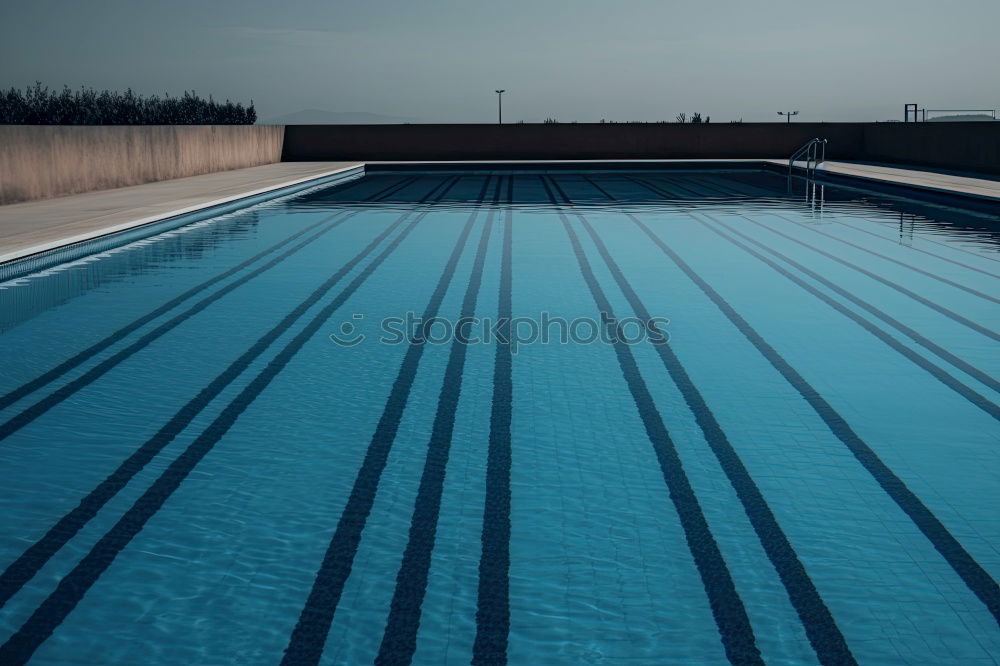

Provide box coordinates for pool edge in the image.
[0,164,365,283]
[3,158,993,283]
[765,160,1000,213]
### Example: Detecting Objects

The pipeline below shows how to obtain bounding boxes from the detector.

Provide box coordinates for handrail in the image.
[788,138,827,180]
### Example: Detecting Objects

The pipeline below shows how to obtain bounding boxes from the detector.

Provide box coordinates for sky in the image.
[1,0,998,123]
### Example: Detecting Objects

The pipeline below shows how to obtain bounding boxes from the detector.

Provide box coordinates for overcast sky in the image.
[2,0,997,123]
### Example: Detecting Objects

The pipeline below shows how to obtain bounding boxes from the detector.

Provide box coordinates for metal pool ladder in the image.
[788,138,827,180]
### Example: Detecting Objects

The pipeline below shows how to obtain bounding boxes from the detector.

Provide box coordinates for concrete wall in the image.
[282,123,867,162]
[282,122,1000,175]
[0,125,284,204]
[4,122,995,206]
[862,123,1000,175]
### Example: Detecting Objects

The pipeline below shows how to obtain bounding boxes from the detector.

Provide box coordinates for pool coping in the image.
[764,160,1000,211]
[0,163,364,282]
[365,159,772,173]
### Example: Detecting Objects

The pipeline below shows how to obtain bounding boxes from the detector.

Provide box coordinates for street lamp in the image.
[778,110,799,123]
[495,89,505,125]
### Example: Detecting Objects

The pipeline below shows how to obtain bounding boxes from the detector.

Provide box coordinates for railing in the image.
[788,138,827,180]
[905,104,997,122]
[922,108,997,121]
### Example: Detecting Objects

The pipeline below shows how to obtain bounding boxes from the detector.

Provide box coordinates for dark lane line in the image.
[567,176,857,665]
[725,172,1000,280]
[673,173,1000,304]
[280,176,495,666]
[0,218,347,440]
[540,176,764,666]
[0,177,462,665]
[633,174,1000,391]
[607,177,1000,628]
[650,176,1000,342]
[310,174,409,202]
[831,218,1000,280]
[698,214,1000,419]
[705,215,1000,395]
[0,176,450,611]
[630,176,1000,419]
[376,178,503,665]
[472,176,514,666]
[0,177,420,441]
[0,175,411,413]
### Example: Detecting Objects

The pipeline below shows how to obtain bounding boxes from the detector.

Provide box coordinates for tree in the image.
[0,82,257,124]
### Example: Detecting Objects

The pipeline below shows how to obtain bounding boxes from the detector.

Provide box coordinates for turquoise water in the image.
[0,170,997,665]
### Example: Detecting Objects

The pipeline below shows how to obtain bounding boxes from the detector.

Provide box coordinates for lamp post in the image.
[778,110,799,123]
[495,89,505,125]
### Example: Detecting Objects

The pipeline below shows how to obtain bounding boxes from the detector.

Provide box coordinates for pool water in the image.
[0,170,997,665]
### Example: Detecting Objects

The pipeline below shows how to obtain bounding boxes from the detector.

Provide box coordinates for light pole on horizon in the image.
[778,110,799,123]
[496,89,505,125]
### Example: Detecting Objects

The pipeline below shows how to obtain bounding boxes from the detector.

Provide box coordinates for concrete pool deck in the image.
[0,159,996,267]
[0,161,361,265]
[775,160,1000,202]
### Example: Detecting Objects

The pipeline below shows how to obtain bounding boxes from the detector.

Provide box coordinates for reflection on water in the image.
[0,210,261,333]
[297,171,1000,257]
[2,169,998,335]
[0,168,996,664]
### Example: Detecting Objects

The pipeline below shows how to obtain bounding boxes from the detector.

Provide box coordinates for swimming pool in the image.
[0,169,997,665]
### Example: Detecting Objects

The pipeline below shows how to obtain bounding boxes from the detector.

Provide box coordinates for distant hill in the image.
[926,114,996,122]
[260,109,416,125]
